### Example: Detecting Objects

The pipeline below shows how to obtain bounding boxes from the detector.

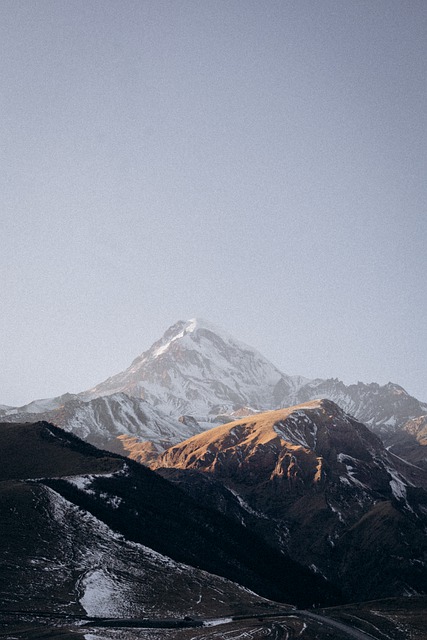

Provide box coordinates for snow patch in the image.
[79,569,118,616]
[67,475,96,491]
[204,617,233,627]
[328,501,344,522]
[337,454,367,489]
[385,466,408,500]
[227,487,268,519]
[309,564,326,579]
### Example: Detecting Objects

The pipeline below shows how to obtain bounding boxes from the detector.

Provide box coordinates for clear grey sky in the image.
[1,0,426,406]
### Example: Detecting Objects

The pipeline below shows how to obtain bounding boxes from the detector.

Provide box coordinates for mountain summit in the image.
[85,318,307,417]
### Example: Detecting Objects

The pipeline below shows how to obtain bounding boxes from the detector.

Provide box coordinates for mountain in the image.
[85,318,427,436]
[292,378,427,438]
[3,419,425,639]
[151,399,427,602]
[2,318,426,460]
[0,419,341,622]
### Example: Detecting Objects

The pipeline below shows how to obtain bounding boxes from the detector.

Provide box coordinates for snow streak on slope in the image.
[31,484,268,618]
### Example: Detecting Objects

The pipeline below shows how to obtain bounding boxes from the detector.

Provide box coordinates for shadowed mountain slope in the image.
[386,415,427,469]
[0,420,341,612]
[0,421,122,480]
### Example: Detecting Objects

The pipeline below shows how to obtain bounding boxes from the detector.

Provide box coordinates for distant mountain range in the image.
[1,319,426,465]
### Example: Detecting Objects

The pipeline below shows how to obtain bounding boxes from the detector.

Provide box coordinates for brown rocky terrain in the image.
[151,400,427,602]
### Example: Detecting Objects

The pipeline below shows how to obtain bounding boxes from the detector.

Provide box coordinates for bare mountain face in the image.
[386,415,427,469]
[151,400,427,603]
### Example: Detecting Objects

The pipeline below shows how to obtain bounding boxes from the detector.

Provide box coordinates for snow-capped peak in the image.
[84,318,304,416]
[184,318,258,348]
[149,318,230,355]
[148,318,266,362]
[81,318,427,433]
[185,317,224,335]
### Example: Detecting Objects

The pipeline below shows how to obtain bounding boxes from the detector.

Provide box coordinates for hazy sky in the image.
[1,0,426,406]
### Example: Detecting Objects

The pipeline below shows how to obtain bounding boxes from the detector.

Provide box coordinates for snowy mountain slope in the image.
[0,392,75,416]
[0,393,197,453]
[85,318,312,415]
[0,420,339,610]
[84,318,427,437]
[1,481,265,620]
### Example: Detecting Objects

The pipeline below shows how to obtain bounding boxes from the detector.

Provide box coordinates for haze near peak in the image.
[154,317,269,358]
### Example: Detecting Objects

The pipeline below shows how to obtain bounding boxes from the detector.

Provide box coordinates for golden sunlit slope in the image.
[153,400,324,464]
[151,399,382,489]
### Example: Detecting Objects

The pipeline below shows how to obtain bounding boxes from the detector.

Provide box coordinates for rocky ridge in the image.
[152,399,427,602]
[0,392,190,455]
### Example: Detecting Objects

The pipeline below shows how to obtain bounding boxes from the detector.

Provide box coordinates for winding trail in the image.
[3,607,386,638]
[81,609,385,638]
